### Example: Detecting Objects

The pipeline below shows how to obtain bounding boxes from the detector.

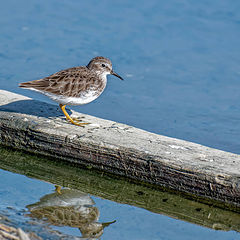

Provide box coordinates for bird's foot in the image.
[66,117,90,127]
[55,185,62,194]
[70,116,85,122]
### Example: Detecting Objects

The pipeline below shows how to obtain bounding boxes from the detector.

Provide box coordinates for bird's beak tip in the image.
[111,70,124,81]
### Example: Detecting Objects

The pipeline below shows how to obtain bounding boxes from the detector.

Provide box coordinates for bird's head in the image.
[87,56,123,80]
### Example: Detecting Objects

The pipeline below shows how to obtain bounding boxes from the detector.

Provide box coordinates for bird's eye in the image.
[102,64,106,67]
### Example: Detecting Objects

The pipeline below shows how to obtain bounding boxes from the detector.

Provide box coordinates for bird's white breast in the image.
[52,90,100,105]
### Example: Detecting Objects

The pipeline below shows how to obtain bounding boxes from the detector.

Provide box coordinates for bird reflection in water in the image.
[26,186,116,239]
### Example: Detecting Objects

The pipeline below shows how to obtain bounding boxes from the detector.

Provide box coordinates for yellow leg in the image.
[59,104,89,127]
[55,185,62,194]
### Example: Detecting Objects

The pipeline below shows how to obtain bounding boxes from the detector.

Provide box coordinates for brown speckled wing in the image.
[19,67,100,97]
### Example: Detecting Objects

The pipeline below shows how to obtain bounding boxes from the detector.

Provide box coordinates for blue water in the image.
[0,0,240,239]
[0,0,239,153]
[1,169,239,240]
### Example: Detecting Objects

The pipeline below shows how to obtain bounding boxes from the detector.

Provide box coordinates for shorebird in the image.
[19,56,123,126]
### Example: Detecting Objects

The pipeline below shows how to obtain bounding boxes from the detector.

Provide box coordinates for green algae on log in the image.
[0,146,240,232]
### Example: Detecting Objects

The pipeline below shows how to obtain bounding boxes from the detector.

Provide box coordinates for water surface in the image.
[0,0,239,153]
[0,1,240,239]
[0,147,239,240]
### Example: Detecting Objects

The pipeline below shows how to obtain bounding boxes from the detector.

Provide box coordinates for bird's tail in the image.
[19,82,30,88]
[19,79,42,89]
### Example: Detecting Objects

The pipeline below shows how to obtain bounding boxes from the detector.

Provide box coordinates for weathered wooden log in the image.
[0,90,239,208]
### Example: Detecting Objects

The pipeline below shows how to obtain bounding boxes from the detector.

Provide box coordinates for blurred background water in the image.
[0,0,239,153]
[0,0,240,239]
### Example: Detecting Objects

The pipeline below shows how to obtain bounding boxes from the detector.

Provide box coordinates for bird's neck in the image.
[96,71,108,82]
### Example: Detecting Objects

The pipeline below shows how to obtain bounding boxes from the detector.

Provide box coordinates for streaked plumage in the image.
[19,56,123,126]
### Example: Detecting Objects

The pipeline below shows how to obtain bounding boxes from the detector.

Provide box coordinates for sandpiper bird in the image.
[19,56,123,126]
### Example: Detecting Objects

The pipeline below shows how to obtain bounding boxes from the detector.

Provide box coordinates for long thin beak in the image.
[102,220,116,228]
[111,70,124,80]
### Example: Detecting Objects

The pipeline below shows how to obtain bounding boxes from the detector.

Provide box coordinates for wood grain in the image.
[0,90,239,208]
